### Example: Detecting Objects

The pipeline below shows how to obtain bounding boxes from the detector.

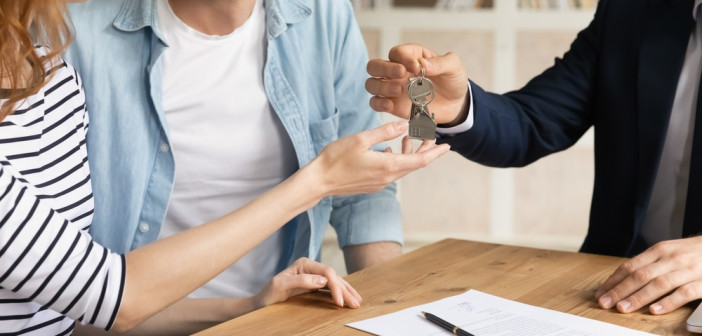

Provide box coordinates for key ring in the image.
[407,67,435,107]
[419,64,425,85]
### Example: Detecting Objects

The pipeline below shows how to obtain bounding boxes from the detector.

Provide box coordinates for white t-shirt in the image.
[157,0,297,298]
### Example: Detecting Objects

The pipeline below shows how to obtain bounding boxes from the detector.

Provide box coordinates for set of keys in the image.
[407,64,437,140]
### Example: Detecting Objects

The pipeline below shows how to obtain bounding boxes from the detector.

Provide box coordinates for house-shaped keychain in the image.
[409,107,437,140]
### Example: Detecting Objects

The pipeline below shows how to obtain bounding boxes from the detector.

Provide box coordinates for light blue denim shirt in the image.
[65,0,402,265]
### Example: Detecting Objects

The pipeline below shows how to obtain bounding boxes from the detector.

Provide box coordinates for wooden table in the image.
[194,239,695,335]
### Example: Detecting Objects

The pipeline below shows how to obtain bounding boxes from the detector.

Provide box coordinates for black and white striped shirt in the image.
[0,51,125,335]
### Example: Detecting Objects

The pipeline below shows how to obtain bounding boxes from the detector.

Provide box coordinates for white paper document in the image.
[346,290,654,336]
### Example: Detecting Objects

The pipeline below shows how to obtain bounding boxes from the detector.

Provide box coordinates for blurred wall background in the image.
[322,0,598,275]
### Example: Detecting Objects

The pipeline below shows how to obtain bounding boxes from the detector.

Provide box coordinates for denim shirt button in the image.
[159,143,170,153]
[139,222,150,233]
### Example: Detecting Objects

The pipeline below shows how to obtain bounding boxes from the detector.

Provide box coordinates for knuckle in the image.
[651,274,673,289]
[670,253,688,266]
[390,83,403,96]
[324,267,337,280]
[271,275,283,287]
[391,64,405,78]
[349,134,365,148]
[608,285,628,299]
[625,294,641,307]
[620,261,636,274]
[383,124,396,138]
[365,78,374,91]
[650,241,670,254]
[366,60,376,74]
[381,160,396,174]
[293,276,307,287]
[632,268,651,283]
[300,257,313,267]
[388,45,400,55]
[369,97,383,111]
[678,283,698,300]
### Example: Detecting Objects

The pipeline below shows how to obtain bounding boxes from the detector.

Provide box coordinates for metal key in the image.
[407,77,435,107]
[407,65,437,140]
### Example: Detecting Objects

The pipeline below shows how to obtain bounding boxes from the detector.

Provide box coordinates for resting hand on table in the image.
[252,258,361,309]
[365,43,469,126]
[595,236,702,314]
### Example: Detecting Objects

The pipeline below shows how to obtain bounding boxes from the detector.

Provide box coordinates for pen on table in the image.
[421,311,474,336]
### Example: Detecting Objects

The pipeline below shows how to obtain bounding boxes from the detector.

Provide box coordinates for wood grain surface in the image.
[194,239,695,336]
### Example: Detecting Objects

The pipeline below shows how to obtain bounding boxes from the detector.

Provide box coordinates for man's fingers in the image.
[367,59,408,79]
[597,255,671,309]
[614,270,688,313]
[365,77,405,98]
[388,44,434,74]
[370,97,404,115]
[650,281,702,315]
[421,52,462,77]
[596,247,663,299]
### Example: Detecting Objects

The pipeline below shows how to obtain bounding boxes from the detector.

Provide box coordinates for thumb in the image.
[358,121,409,147]
[421,52,462,77]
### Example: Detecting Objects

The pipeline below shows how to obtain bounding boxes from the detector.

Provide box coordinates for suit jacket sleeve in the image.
[441,0,610,167]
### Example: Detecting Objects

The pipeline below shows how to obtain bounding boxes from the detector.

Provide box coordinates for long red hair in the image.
[0,1,72,119]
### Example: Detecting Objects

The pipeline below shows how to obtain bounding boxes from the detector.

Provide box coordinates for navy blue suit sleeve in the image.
[442,0,608,167]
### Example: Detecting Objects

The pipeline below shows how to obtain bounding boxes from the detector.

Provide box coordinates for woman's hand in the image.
[309,120,451,197]
[252,258,361,309]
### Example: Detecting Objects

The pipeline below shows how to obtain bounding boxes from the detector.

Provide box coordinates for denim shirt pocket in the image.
[309,109,340,154]
[309,109,340,206]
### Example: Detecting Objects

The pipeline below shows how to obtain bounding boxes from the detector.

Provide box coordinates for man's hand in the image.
[366,44,469,125]
[595,236,702,314]
[253,258,362,309]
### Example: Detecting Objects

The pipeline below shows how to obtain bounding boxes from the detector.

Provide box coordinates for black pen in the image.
[421,311,475,336]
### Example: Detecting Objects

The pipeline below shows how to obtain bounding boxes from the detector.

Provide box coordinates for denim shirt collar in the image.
[112,0,312,41]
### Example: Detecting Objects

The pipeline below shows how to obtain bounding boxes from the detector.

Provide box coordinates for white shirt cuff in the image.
[436,81,474,135]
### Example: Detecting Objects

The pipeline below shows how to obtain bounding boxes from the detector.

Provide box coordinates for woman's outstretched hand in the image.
[309,120,451,197]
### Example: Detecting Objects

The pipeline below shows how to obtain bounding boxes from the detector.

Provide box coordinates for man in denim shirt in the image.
[66,0,403,330]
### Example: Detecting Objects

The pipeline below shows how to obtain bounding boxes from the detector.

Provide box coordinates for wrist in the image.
[292,159,329,204]
[437,92,470,128]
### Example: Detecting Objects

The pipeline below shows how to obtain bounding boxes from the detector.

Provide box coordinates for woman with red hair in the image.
[0,1,449,334]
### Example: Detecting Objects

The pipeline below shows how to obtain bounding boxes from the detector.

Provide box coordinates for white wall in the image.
[322,0,598,275]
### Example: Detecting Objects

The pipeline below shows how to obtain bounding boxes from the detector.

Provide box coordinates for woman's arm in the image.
[74,257,353,336]
[112,121,449,332]
[1,120,447,333]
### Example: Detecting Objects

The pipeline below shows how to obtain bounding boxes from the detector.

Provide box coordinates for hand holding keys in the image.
[407,64,437,140]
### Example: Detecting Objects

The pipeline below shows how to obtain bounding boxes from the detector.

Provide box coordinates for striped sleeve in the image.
[0,164,125,330]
